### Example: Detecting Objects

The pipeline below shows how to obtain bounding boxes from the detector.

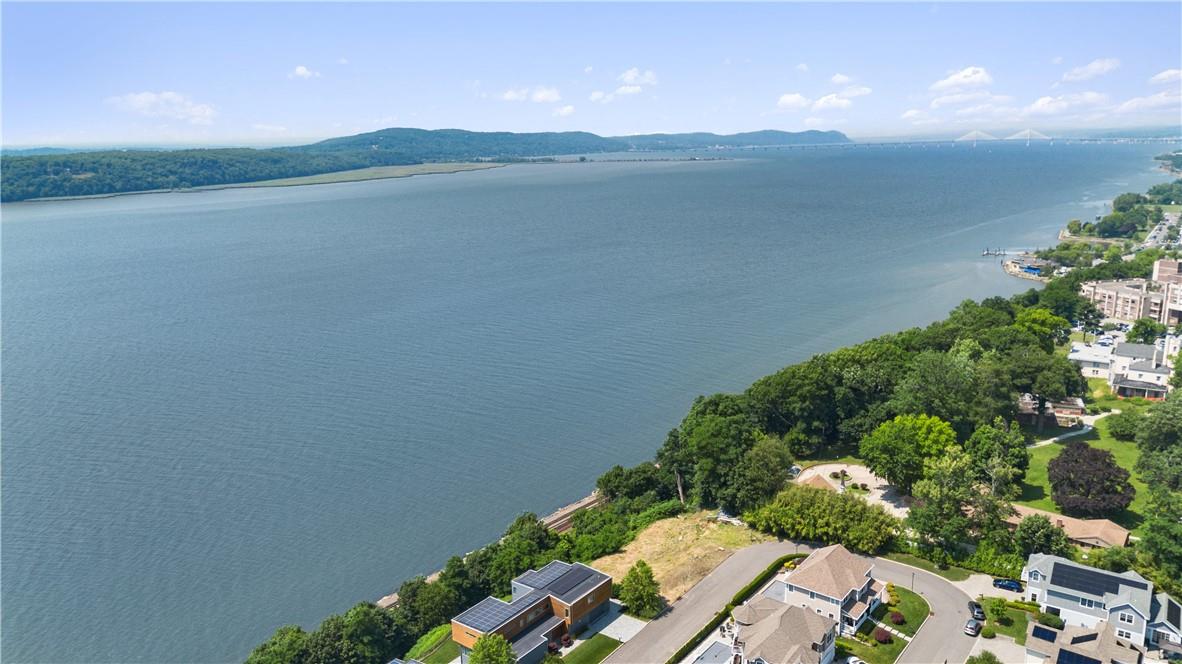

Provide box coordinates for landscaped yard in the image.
[872,586,930,637]
[1017,402,1149,533]
[881,551,973,582]
[986,607,1031,645]
[837,623,907,664]
[592,511,772,603]
[798,444,863,469]
[405,624,459,664]
[562,634,621,664]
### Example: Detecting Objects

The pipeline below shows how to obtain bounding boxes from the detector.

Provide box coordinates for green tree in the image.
[964,418,1029,487]
[724,433,793,514]
[619,560,664,619]
[1140,486,1182,587]
[246,625,309,664]
[684,409,758,507]
[1013,308,1071,352]
[468,634,516,664]
[1048,441,1134,517]
[656,428,691,504]
[982,597,1009,624]
[967,652,1003,664]
[745,485,900,553]
[860,414,957,495]
[1127,317,1166,344]
[907,446,975,547]
[889,351,981,439]
[1013,514,1071,557]
[1136,395,1182,453]
[1105,411,1144,442]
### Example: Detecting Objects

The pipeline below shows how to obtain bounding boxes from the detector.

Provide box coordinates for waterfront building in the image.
[450,561,611,664]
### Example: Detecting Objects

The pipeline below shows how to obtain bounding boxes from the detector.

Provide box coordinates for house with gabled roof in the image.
[1023,554,1154,646]
[1149,591,1182,656]
[768,544,882,636]
[450,561,611,664]
[732,596,837,664]
[1024,620,1145,664]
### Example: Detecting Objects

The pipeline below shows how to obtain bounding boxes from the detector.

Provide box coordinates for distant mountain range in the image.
[0,127,850,201]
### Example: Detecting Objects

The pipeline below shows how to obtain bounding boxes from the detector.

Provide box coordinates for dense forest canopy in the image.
[0,127,850,202]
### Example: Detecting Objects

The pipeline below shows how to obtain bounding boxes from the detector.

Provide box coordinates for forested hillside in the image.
[0,127,850,201]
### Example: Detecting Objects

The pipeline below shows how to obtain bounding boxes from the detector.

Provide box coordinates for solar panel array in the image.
[1169,599,1181,629]
[1031,626,1059,643]
[1050,562,1147,597]
[1069,633,1098,645]
[1055,650,1101,664]
[548,565,594,597]
[454,589,547,632]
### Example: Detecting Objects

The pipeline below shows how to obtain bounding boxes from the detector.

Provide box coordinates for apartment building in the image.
[1080,279,1164,323]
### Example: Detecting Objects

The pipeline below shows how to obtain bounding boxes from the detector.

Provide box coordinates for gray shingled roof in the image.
[1127,359,1169,374]
[1026,554,1153,618]
[1114,343,1157,359]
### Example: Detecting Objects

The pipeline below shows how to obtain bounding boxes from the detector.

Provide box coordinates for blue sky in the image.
[2,2,1180,146]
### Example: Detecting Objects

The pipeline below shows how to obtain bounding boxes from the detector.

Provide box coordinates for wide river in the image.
[2,142,1174,663]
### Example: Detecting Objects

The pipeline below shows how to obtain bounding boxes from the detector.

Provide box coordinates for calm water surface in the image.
[2,143,1174,662]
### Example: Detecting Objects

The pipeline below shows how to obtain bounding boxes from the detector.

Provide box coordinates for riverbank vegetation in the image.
[247,214,1182,662]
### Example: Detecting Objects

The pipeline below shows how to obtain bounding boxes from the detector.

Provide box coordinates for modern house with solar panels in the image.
[450,561,612,664]
[1022,553,1181,654]
[1024,620,1146,664]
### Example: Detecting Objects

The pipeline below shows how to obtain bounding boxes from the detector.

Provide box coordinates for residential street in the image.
[603,541,977,664]
[603,541,815,664]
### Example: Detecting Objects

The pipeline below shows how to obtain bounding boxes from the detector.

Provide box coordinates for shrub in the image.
[873,627,892,644]
[1037,612,1064,629]
[981,626,996,639]
[860,483,869,491]
[830,471,840,479]
[1106,411,1144,441]
[889,611,905,625]
[746,485,901,553]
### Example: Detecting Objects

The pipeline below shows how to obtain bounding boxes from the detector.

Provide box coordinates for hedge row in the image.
[664,553,809,664]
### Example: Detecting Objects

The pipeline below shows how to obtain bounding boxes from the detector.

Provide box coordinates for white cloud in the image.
[251,123,288,133]
[830,73,852,85]
[930,91,1013,108]
[614,85,643,96]
[1061,58,1119,82]
[812,93,851,111]
[584,65,594,74]
[795,63,809,73]
[1149,69,1182,85]
[1116,89,1181,113]
[618,67,658,86]
[105,91,217,125]
[776,93,811,109]
[1051,56,1064,65]
[500,88,529,101]
[839,85,872,99]
[930,66,993,91]
[336,58,349,65]
[288,65,321,80]
[901,109,925,120]
[1024,91,1108,115]
[552,105,575,117]
[531,86,562,103]
[589,90,606,103]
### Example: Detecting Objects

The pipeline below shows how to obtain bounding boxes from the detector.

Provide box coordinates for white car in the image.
[843,657,867,664]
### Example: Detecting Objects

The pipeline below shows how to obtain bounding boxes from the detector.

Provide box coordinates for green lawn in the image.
[406,624,452,661]
[420,639,460,664]
[872,586,930,637]
[836,620,908,664]
[798,444,863,468]
[1018,397,1149,533]
[882,552,973,582]
[562,634,621,664]
[986,607,1030,645]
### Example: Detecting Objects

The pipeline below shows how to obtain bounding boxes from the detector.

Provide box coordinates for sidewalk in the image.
[867,617,912,642]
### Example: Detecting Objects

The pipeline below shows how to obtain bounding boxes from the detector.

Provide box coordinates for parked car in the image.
[843,658,867,664]
[788,464,803,477]
[969,601,985,621]
[964,619,983,636]
[992,578,1023,592]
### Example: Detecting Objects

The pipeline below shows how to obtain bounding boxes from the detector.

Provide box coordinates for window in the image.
[1120,613,1134,624]
[1079,598,1103,609]
[1031,593,1038,602]
[1117,629,1132,640]
[1030,571,1040,581]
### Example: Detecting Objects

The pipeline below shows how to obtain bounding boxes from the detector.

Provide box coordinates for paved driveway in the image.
[797,463,910,518]
[603,541,814,664]
[604,542,975,664]
[953,573,1025,602]
[871,557,977,664]
[968,634,1028,664]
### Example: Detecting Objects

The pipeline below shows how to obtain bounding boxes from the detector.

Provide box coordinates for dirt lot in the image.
[592,511,772,602]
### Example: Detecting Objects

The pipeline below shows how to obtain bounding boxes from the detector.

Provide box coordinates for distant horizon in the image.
[3,3,1180,146]
[4,123,1180,152]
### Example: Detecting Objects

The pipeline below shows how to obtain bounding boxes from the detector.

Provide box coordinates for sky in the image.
[2,2,1180,146]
